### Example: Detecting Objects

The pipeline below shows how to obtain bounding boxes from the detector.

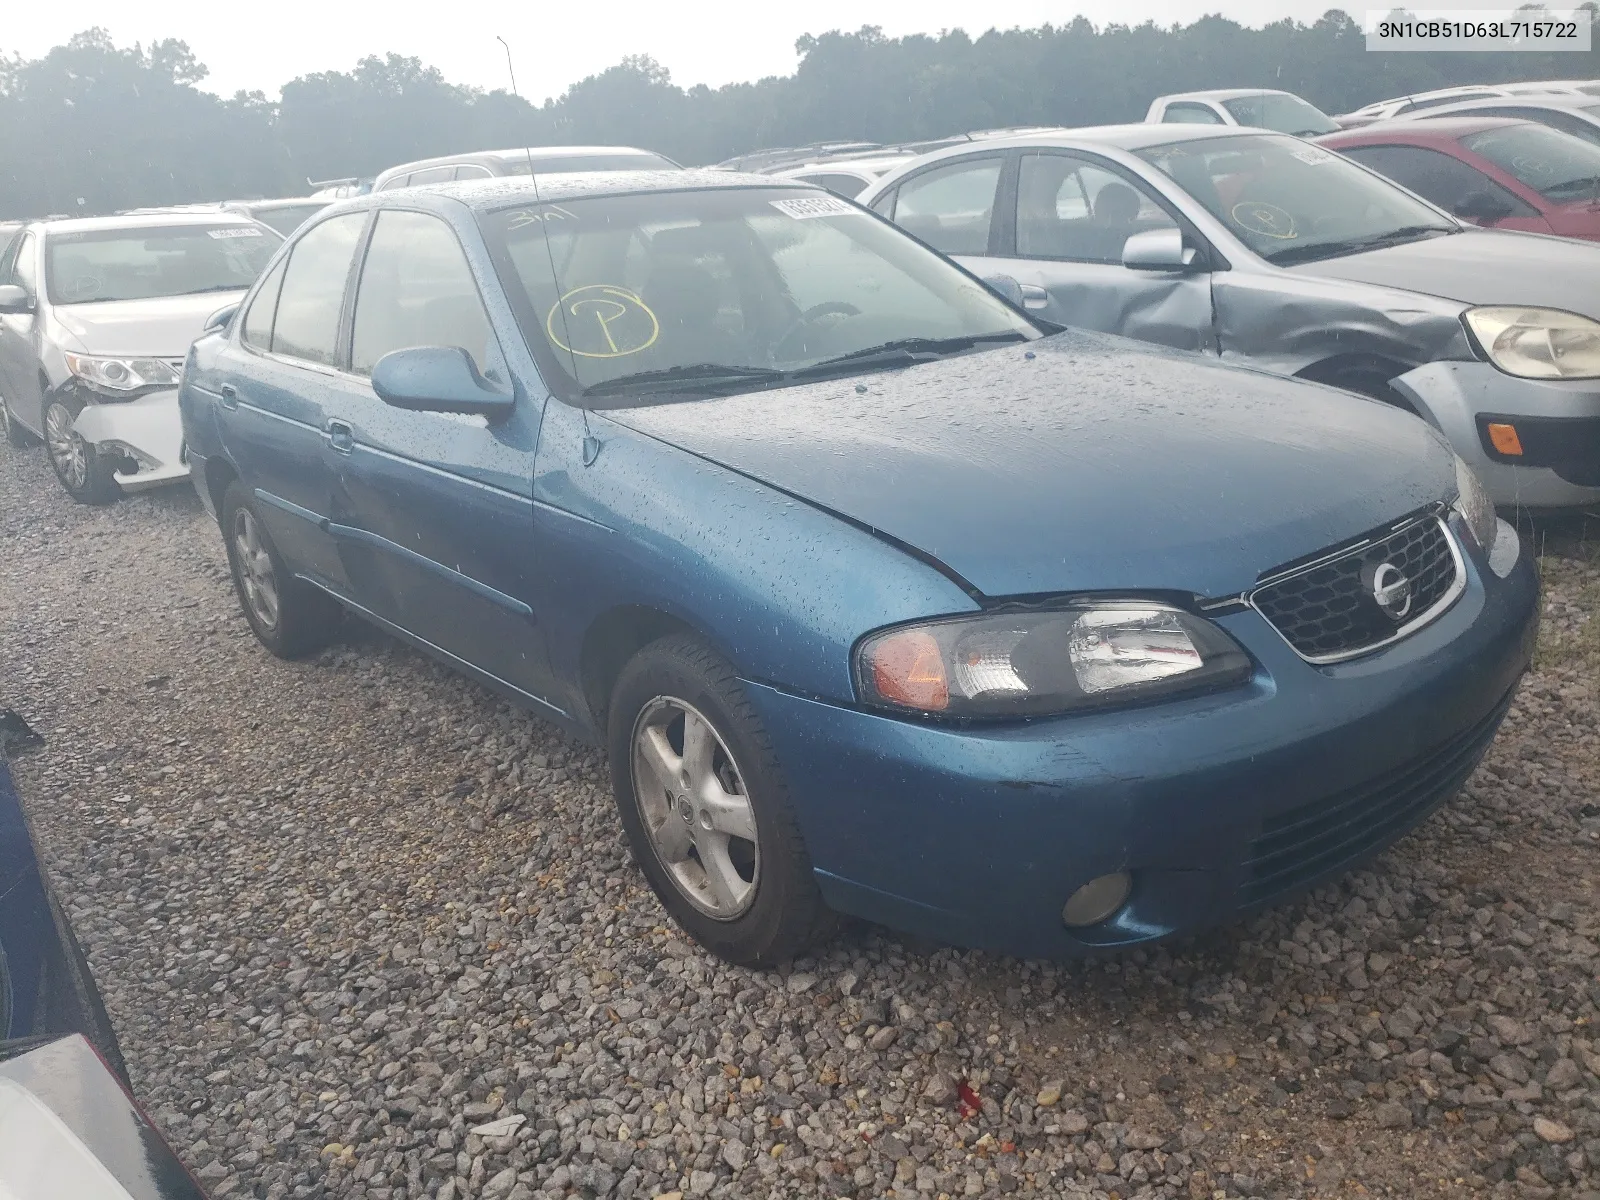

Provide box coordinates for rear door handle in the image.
[1019,284,1050,310]
[324,419,354,454]
[218,383,238,409]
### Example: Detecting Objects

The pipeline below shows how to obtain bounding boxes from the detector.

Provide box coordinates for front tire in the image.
[608,633,833,967]
[221,480,342,659]
[44,398,119,504]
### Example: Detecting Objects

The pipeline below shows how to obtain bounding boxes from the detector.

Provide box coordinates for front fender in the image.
[529,400,977,720]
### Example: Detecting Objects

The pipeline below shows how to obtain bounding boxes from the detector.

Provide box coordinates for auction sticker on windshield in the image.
[770,196,863,220]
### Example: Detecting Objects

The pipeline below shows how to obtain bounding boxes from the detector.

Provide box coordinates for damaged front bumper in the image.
[65,386,188,492]
[1392,361,1600,511]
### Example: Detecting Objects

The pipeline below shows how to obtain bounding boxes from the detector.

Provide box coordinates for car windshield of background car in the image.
[1138,133,1457,264]
[1460,123,1600,203]
[1220,93,1338,136]
[44,224,279,305]
[484,186,1038,406]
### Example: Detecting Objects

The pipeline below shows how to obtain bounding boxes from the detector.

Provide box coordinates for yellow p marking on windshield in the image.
[546,285,660,358]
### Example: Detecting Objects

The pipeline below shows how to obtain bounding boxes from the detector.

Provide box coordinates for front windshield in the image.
[484,187,1037,404]
[45,223,278,304]
[1220,93,1338,136]
[1137,133,1456,264]
[1460,123,1600,202]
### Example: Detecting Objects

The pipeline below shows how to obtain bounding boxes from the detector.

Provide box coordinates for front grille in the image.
[1240,689,1513,906]
[1250,512,1463,663]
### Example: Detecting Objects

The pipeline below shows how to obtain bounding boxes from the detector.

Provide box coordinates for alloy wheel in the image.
[232,507,281,630]
[44,403,87,488]
[630,696,760,919]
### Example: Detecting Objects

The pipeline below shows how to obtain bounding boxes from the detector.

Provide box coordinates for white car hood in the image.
[50,291,246,359]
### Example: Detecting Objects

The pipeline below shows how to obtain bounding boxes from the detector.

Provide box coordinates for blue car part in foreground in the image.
[180,171,1539,964]
[0,751,124,1070]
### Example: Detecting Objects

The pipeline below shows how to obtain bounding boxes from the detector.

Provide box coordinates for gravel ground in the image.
[2,440,1598,1200]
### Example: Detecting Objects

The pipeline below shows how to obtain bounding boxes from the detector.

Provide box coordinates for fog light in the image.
[1061,872,1131,928]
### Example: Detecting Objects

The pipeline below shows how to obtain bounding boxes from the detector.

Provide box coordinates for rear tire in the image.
[221,480,342,659]
[43,398,119,504]
[607,633,834,966]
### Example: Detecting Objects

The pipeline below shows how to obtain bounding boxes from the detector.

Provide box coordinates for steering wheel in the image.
[774,301,862,359]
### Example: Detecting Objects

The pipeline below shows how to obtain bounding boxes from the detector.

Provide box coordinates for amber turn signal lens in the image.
[1486,422,1523,457]
[866,629,949,711]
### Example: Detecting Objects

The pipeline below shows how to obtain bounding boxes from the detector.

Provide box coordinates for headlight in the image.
[855,602,1252,718]
[62,352,180,396]
[1463,307,1600,380]
[1451,455,1498,554]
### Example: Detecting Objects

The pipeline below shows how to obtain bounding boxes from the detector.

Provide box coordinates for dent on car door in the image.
[217,211,368,591]
[329,208,554,704]
[0,233,45,433]
[998,150,1216,352]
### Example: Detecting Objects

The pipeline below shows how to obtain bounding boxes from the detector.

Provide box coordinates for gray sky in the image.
[1,1,1345,101]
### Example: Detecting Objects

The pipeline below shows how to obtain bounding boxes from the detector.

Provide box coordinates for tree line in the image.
[3,9,1599,216]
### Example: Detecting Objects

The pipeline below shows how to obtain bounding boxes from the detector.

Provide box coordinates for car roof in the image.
[938,123,1272,153]
[357,168,819,212]
[236,197,326,209]
[1409,95,1600,119]
[1323,115,1532,141]
[1155,89,1295,103]
[379,146,667,178]
[773,155,916,177]
[32,210,266,234]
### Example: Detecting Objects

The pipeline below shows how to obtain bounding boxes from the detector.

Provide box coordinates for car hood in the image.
[602,333,1456,600]
[49,291,246,358]
[1290,228,1600,317]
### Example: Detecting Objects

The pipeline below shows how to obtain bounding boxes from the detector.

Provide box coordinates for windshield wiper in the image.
[580,362,785,398]
[182,283,252,294]
[786,332,1031,378]
[1264,224,1457,265]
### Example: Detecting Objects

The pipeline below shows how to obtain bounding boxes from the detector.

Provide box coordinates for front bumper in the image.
[1393,360,1600,510]
[68,388,188,492]
[746,529,1539,960]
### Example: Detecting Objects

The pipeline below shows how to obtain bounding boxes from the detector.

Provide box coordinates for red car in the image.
[1319,116,1600,242]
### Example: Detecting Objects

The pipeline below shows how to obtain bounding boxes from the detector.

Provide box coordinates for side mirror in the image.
[1453,190,1515,224]
[1122,228,1198,272]
[980,274,1025,307]
[0,284,34,315]
[203,302,240,334]
[370,346,514,418]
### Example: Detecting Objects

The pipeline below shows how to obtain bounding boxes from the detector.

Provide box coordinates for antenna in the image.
[496,35,587,408]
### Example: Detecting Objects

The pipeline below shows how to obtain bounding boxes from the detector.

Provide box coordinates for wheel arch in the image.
[578,605,709,735]
[1293,352,1418,410]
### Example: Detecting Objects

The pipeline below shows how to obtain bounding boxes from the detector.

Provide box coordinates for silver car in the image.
[859,124,1600,510]
[0,211,278,502]
[1398,94,1600,149]
[1145,89,1338,136]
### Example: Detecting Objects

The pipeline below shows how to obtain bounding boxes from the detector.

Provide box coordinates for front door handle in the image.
[324,419,354,454]
[218,383,238,410]
[1019,284,1050,310]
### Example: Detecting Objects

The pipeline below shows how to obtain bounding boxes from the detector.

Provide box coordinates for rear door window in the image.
[269,213,367,366]
[890,157,1004,255]
[241,256,287,351]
